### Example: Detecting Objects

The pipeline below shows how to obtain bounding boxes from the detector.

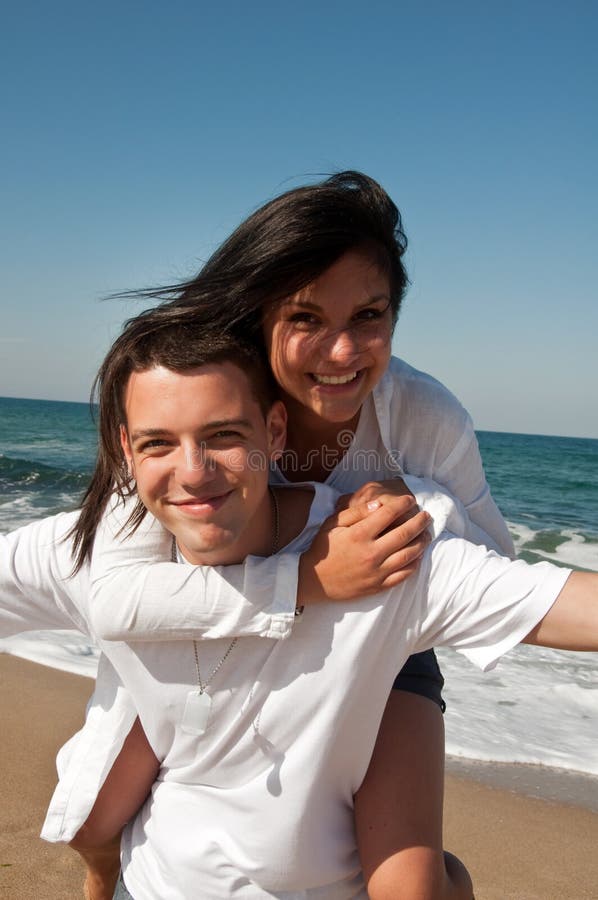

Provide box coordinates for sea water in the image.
[1,396,597,775]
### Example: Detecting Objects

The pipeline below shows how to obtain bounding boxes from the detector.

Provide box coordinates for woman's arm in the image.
[0,512,91,637]
[70,717,159,900]
[89,491,431,642]
[434,422,515,557]
[385,358,514,557]
[89,494,300,641]
[71,716,159,847]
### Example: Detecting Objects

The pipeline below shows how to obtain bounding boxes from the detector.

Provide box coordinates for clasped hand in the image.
[298,479,432,605]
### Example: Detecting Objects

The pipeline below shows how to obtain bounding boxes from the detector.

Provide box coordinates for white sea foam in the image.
[437,644,598,776]
[0,496,75,532]
[508,520,598,570]
[537,530,598,570]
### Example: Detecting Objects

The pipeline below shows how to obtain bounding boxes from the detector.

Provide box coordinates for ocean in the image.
[1,395,597,776]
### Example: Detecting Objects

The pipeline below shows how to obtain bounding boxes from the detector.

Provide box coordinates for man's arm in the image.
[524,572,598,650]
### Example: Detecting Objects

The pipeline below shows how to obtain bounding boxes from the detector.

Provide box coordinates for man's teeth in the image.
[313,372,358,385]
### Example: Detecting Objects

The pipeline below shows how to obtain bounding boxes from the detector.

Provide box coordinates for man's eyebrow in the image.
[202,418,254,431]
[130,427,169,442]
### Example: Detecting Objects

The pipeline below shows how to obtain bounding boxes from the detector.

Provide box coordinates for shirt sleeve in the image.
[433,421,515,557]
[387,360,515,557]
[0,512,90,637]
[41,655,139,843]
[414,534,572,671]
[89,496,300,642]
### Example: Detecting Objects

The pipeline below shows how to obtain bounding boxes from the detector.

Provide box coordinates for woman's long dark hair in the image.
[72,171,409,567]
[113,171,409,341]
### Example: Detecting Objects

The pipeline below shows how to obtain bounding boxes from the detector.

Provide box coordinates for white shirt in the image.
[0,480,569,898]
[87,357,514,645]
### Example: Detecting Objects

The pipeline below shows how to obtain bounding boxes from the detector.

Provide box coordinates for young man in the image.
[1,321,597,900]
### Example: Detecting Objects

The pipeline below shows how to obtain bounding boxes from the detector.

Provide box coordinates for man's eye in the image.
[213,430,244,440]
[139,439,169,452]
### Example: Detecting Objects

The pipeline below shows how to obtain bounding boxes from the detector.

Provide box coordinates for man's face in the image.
[120,361,286,565]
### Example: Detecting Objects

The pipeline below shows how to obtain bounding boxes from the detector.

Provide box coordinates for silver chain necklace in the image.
[179,487,280,736]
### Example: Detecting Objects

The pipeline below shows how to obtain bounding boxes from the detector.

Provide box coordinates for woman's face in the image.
[263,249,393,427]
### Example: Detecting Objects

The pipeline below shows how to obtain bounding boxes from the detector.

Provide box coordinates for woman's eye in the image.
[353,307,383,322]
[287,312,320,327]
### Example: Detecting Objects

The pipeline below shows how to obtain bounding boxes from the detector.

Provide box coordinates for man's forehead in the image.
[124,361,266,427]
[125,360,255,396]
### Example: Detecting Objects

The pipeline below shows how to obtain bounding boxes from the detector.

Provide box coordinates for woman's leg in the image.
[70,717,159,900]
[355,688,473,900]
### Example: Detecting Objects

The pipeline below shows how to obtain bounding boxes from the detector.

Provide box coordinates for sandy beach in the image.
[1,654,597,900]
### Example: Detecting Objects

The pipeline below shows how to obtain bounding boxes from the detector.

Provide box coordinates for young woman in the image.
[70,172,513,898]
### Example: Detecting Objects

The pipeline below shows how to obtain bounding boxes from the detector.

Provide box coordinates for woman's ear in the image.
[266,401,287,461]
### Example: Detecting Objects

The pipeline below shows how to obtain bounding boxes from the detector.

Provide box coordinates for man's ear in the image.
[120,424,135,477]
[266,401,287,461]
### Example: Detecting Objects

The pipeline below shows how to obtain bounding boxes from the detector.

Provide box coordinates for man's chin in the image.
[174,528,238,566]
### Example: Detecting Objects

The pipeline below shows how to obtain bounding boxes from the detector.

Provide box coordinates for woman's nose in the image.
[321,326,361,363]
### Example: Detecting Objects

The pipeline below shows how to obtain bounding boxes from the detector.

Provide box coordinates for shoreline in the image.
[446,754,598,814]
[2,653,597,900]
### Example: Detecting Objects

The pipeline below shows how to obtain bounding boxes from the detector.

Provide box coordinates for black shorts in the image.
[392,649,446,712]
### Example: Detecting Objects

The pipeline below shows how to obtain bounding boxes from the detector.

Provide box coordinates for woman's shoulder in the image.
[375,358,477,476]
[382,356,468,414]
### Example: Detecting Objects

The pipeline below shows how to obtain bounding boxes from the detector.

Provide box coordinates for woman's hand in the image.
[297,483,432,605]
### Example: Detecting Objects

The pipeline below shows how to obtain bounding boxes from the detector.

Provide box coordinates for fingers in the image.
[377,531,431,585]
[353,502,431,546]
[375,509,432,557]
[309,494,434,602]
[333,493,419,533]
[379,563,420,589]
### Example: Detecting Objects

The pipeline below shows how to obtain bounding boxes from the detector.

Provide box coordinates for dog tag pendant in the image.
[182,690,211,735]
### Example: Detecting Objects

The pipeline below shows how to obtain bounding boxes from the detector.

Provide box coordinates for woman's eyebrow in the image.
[281,294,390,311]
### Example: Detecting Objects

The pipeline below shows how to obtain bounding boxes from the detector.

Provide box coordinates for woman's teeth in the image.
[312,372,358,385]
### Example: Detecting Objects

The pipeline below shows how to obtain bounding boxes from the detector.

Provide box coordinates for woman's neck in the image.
[278,400,361,483]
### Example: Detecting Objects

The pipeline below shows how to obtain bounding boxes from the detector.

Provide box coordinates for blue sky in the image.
[1,1,596,437]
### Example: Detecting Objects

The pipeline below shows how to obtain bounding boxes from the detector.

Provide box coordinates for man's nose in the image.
[177,444,217,486]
